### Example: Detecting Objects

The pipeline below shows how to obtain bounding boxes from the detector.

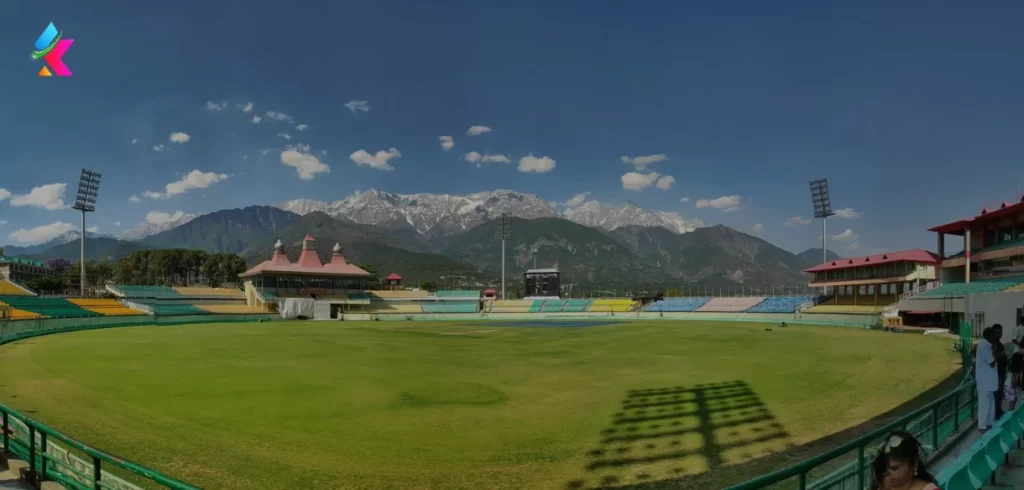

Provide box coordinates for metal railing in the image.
[2,402,201,489]
[725,379,976,490]
[898,281,939,301]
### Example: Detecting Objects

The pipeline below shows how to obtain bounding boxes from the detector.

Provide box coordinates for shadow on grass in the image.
[566,380,792,489]
[579,372,962,489]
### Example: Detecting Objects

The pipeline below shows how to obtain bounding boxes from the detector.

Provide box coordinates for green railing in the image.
[724,379,976,490]
[0,315,280,489]
[728,318,977,490]
[2,402,201,489]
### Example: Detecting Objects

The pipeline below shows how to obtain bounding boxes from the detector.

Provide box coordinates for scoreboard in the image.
[524,268,561,298]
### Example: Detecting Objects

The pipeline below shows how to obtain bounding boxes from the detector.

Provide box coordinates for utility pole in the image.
[495,213,512,300]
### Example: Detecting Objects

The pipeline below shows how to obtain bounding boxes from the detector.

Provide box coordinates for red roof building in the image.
[385,273,403,281]
[240,235,372,312]
[804,248,940,307]
[928,198,1024,283]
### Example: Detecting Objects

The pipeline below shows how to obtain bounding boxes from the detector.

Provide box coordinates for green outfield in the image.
[0,320,958,490]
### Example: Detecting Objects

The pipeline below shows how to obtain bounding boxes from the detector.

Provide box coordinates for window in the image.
[986,229,999,246]
[880,284,888,295]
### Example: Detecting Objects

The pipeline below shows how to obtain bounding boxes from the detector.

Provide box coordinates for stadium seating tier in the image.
[695,297,767,313]
[173,287,244,298]
[0,280,34,296]
[917,277,1024,298]
[67,298,146,316]
[436,290,479,298]
[745,296,815,313]
[422,302,478,313]
[0,296,101,318]
[588,299,637,312]
[644,297,711,312]
[114,285,182,299]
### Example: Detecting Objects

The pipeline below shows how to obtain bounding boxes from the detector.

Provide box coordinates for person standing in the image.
[977,327,998,431]
[994,324,1008,419]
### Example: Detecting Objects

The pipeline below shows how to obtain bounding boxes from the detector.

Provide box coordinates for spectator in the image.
[870,431,939,490]
[994,324,1008,418]
[977,327,998,431]
[1012,316,1024,354]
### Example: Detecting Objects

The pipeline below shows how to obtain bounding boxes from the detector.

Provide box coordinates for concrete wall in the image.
[966,291,1024,342]
[897,297,965,314]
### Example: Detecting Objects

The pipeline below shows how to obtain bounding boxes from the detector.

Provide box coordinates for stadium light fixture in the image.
[495,213,511,300]
[809,178,834,295]
[73,168,102,296]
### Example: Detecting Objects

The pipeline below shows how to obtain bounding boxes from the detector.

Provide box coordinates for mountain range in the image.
[2,190,842,290]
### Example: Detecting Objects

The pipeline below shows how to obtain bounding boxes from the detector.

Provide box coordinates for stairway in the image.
[0,459,33,490]
[985,449,1024,489]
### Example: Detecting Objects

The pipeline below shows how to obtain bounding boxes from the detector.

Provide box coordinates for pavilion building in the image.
[240,235,372,316]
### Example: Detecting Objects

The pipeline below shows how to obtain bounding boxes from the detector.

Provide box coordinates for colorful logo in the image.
[33,22,74,77]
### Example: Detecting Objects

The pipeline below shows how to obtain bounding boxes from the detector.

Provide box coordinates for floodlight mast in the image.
[72,169,101,296]
[809,179,834,295]
[495,213,512,300]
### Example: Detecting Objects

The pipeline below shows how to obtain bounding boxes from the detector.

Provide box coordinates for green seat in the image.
[936,459,977,490]
[527,300,544,313]
[968,432,999,484]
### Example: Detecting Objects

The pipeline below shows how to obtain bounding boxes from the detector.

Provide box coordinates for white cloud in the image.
[169,132,191,143]
[621,154,668,170]
[115,221,121,227]
[831,229,860,242]
[467,125,492,136]
[834,208,863,219]
[10,183,67,210]
[344,100,370,113]
[752,223,764,232]
[847,242,861,251]
[131,138,138,145]
[141,171,227,199]
[286,143,312,153]
[350,148,400,172]
[463,152,511,166]
[0,221,6,226]
[565,192,591,208]
[518,154,556,173]
[86,226,99,233]
[259,148,273,156]
[295,124,309,131]
[277,132,292,140]
[251,115,262,124]
[621,171,661,191]
[785,216,812,227]
[8,221,75,245]
[152,144,166,152]
[281,150,330,180]
[205,101,227,111]
[695,195,742,212]
[164,170,229,197]
[265,111,294,123]
[680,197,691,202]
[439,136,454,151]
[0,189,9,201]
[655,175,675,190]
[146,211,187,225]
[239,102,253,113]
[128,195,141,203]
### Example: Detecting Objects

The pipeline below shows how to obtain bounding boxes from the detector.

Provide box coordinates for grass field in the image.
[0,320,958,490]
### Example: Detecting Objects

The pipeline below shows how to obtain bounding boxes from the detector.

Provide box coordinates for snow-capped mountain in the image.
[563,200,705,234]
[277,189,704,237]
[118,213,198,241]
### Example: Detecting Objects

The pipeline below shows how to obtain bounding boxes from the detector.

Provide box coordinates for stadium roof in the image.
[238,236,371,278]
[928,199,1024,235]
[0,256,47,268]
[803,248,940,273]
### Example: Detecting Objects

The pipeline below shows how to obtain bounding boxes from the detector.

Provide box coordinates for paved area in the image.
[0,460,32,490]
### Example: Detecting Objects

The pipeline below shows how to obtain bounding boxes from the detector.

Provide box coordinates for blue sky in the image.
[2,1,1024,255]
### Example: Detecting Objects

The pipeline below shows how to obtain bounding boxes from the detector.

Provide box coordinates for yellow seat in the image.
[67,298,146,316]
[368,290,430,299]
[588,299,637,312]
[0,300,44,319]
[196,304,266,314]
[0,280,33,296]
[489,300,533,313]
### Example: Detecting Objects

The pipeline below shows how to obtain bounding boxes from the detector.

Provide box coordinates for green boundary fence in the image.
[0,315,277,489]
[726,319,977,490]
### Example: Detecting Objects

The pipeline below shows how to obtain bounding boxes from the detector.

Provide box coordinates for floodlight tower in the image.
[809,178,834,295]
[495,213,512,300]
[73,169,102,296]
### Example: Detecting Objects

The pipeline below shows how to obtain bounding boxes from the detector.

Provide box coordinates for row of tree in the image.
[21,249,251,293]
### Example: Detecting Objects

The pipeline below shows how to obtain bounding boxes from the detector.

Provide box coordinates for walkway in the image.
[0,460,31,490]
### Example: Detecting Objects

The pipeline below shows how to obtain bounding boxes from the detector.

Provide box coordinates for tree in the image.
[357,263,380,289]
[419,280,436,292]
[24,277,66,293]
[0,247,5,257]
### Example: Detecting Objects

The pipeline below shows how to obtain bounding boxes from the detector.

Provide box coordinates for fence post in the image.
[93,456,101,489]
[931,405,939,451]
[857,446,865,490]
[40,432,47,481]
[1,412,6,455]
[28,425,35,479]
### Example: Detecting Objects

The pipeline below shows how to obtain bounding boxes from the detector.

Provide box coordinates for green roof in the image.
[0,256,47,268]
